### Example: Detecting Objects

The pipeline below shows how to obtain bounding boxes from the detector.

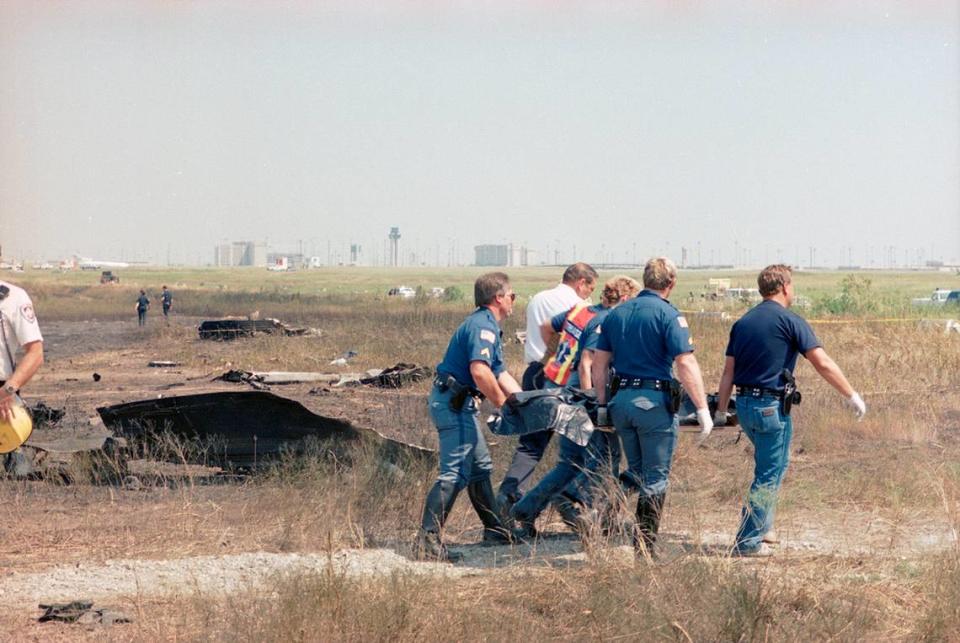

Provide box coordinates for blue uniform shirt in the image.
[436,307,505,388]
[596,290,693,380]
[161,290,172,306]
[725,299,821,390]
[136,295,150,311]
[549,303,610,376]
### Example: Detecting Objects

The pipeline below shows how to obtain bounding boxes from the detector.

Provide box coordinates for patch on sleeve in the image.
[20,304,36,324]
[595,326,602,334]
[479,329,496,344]
[677,316,688,328]
[480,347,491,358]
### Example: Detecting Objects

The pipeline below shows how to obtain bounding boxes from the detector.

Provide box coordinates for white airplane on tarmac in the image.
[73,254,131,270]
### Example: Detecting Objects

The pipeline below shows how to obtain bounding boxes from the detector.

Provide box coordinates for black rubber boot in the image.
[509,505,539,543]
[634,493,666,558]
[553,494,587,534]
[467,477,513,545]
[415,480,463,563]
[496,490,520,532]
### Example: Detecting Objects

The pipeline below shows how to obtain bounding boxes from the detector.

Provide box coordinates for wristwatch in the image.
[2,384,15,397]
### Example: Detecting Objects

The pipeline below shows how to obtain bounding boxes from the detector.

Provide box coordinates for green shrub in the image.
[441,285,465,302]
[813,274,879,316]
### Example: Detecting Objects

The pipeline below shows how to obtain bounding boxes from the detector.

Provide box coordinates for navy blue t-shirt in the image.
[161,290,173,306]
[136,295,150,311]
[436,307,505,388]
[596,290,693,380]
[725,299,821,390]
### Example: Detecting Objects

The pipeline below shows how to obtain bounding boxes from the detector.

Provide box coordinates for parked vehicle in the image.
[387,286,416,299]
[911,289,957,306]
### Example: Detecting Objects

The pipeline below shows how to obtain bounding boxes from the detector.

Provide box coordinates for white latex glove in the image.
[847,392,866,421]
[596,406,610,427]
[713,410,729,427]
[696,408,714,445]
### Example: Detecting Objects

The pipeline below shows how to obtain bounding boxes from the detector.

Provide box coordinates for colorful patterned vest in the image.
[543,302,599,386]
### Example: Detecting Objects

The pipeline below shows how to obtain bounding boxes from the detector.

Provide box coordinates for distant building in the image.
[214,241,268,267]
[474,243,537,267]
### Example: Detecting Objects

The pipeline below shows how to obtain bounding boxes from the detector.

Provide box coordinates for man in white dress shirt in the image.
[497,262,598,523]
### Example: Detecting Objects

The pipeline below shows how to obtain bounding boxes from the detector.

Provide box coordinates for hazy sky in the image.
[1,1,958,267]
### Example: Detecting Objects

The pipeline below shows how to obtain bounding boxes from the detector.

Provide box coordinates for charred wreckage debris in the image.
[3,364,435,482]
[197,317,320,340]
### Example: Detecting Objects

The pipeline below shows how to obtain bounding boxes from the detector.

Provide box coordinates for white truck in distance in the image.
[912,289,958,306]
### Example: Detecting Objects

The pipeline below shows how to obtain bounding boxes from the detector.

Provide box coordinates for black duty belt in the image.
[618,377,673,391]
[433,375,483,399]
[736,386,784,399]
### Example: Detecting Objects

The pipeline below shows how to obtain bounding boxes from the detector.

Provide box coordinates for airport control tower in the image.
[389,227,401,267]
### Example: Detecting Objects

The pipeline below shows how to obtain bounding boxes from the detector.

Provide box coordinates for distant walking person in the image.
[715,264,866,557]
[135,290,150,326]
[497,262,598,519]
[160,285,173,320]
[415,272,522,562]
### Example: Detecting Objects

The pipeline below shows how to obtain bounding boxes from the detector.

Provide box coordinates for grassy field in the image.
[3,266,960,640]
[10,265,960,322]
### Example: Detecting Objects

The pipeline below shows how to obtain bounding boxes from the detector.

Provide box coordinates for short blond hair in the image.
[757,264,792,297]
[642,257,677,290]
[601,275,641,306]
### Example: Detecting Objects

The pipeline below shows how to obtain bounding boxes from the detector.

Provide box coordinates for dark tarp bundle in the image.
[488,388,598,447]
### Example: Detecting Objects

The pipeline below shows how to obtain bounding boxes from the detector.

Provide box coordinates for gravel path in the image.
[0,549,473,608]
[2,517,957,610]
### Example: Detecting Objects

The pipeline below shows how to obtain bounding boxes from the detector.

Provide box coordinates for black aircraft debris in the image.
[97,391,434,470]
[197,318,319,340]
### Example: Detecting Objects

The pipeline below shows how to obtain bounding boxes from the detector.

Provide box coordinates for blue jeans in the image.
[511,434,584,522]
[733,395,794,553]
[561,429,621,507]
[609,388,678,498]
[137,309,147,326]
[428,386,493,491]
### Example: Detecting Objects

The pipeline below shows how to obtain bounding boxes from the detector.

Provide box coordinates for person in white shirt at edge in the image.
[0,280,44,431]
[496,262,598,522]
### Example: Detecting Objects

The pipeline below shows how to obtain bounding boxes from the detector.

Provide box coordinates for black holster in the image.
[610,375,621,397]
[668,380,684,415]
[781,369,802,416]
[442,375,478,412]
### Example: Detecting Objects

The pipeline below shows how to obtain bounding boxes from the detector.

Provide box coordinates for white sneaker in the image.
[733,542,773,558]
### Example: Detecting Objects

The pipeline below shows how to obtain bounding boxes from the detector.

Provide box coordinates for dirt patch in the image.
[0,549,472,608]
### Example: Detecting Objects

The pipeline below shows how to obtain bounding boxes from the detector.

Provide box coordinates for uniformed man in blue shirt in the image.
[135,290,150,326]
[160,285,173,320]
[715,264,866,557]
[592,257,713,557]
[416,272,523,562]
